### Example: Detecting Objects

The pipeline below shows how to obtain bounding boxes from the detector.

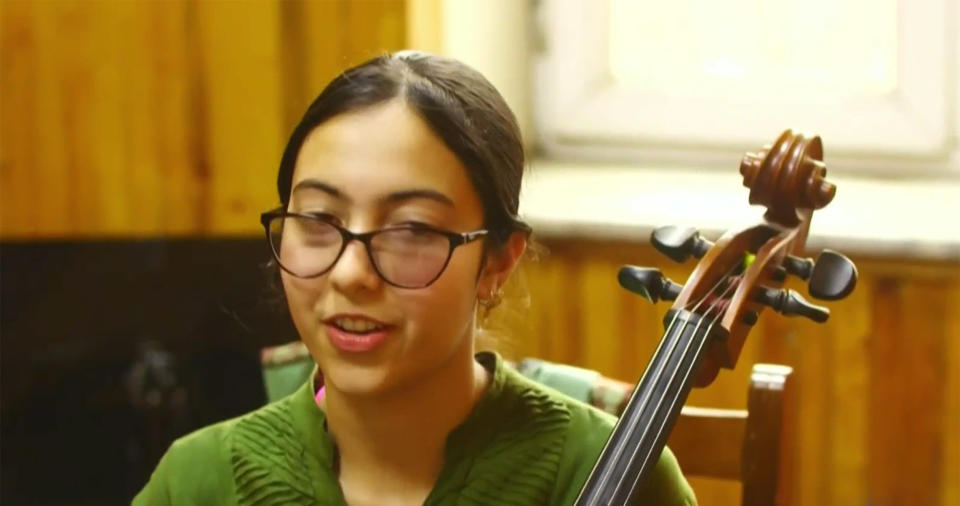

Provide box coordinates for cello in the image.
[574,130,858,505]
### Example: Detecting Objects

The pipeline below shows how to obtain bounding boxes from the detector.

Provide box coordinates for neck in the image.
[322,339,491,496]
[575,309,719,505]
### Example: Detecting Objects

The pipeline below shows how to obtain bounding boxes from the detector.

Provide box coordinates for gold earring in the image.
[479,286,503,310]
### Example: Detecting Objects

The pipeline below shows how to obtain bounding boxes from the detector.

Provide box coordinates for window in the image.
[533,0,959,173]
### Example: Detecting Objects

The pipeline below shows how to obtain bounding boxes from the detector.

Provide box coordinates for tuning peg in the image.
[781,250,857,301]
[755,287,830,323]
[808,250,857,300]
[771,266,788,283]
[650,226,713,263]
[782,255,815,279]
[618,265,682,303]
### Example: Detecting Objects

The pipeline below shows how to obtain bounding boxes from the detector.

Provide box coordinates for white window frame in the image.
[532,0,960,175]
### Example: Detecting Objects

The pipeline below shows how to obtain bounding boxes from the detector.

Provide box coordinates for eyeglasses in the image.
[260,208,488,289]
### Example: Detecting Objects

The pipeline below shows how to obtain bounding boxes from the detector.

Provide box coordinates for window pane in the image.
[609,0,897,101]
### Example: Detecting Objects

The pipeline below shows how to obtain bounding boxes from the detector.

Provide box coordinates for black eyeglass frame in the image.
[260,208,489,289]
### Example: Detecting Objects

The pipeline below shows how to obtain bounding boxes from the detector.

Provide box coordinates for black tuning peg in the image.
[755,287,830,323]
[618,265,682,303]
[782,250,857,300]
[651,226,713,263]
[808,250,857,300]
[782,255,815,279]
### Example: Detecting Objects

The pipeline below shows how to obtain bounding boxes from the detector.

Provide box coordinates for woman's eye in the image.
[405,227,435,237]
[393,220,436,230]
[302,211,341,226]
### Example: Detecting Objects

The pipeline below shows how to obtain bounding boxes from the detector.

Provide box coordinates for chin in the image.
[317,352,405,397]
[324,364,392,397]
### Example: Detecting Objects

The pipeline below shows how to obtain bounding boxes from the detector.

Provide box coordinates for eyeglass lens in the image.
[268,216,452,288]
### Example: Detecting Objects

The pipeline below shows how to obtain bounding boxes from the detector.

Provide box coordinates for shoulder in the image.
[501,369,696,505]
[132,415,239,505]
[133,394,315,505]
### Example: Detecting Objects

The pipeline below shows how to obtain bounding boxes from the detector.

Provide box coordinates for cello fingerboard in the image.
[575,309,726,505]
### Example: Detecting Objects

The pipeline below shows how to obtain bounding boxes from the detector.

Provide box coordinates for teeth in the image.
[334,317,385,333]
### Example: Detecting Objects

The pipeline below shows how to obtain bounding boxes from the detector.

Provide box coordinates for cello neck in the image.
[575,309,725,505]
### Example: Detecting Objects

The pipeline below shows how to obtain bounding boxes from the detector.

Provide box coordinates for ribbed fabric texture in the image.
[424,358,572,505]
[133,352,696,505]
[229,352,573,506]
[443,389,569,505]
[230,401,319,505]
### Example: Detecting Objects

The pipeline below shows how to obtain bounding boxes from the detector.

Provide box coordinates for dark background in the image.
[1,239,300,505]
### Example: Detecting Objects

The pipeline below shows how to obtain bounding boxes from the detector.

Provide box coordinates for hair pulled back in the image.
[277,51,530,246]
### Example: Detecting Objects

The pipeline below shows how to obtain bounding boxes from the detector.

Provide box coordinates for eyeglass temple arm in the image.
[461,230,489,243]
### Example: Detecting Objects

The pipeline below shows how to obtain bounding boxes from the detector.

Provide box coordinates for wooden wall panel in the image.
[496,239,960,506]
[825,271,870,505]
[0,0,406,238]
[868,276,952,505]
[193,0,284,234]
[5,2,956,503]
[944,285,960,506]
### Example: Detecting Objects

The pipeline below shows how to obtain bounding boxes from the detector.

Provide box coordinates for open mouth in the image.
[331,317,387,334]
[325,317,393,353]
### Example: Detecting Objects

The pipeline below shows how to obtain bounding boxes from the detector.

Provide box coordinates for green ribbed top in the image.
[133,353,696,505]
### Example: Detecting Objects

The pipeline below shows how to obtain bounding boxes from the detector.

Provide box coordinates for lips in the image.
[323,313,395,353]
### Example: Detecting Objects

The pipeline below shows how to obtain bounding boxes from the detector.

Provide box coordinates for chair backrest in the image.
[668,364,796,506]
[518,358,796,506]
[260,344,795,505]
[261,341,314,403]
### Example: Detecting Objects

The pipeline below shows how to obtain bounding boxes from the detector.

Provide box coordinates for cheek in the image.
[281,273,324,332]
[402,252,481,336]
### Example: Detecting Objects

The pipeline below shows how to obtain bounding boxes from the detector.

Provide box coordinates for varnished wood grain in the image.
[869,276,951,505]
[943,284,960,506]
[825,272,871,505]
[4,3,956,504]
[0,0,406,238]
[498,239,960,506]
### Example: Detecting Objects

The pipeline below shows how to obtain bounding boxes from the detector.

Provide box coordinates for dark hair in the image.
[276,51,531,246]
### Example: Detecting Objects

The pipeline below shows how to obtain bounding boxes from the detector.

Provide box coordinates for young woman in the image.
[134,52,696,506]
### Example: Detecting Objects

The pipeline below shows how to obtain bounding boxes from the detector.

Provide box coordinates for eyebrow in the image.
[292,179,349,203]
[384,189,455,208]
[291,179,455,208]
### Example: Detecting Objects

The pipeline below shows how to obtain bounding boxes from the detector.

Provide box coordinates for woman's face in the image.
[282,99,492,397]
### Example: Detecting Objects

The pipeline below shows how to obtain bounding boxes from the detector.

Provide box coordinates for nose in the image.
[328,238,382,294]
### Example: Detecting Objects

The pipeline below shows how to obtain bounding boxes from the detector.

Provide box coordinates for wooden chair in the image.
[667,365,796,506]
[261,344,796,505]
[517,360,796,505]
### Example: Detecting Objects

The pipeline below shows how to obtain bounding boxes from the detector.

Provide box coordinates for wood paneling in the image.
[493,239,960,506]
[1,0,406,238]
[5,2,956,504]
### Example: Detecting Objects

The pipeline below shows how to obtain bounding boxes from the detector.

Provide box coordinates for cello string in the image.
[584,299,690,499]
[624,272,742,500]
[596,262,739,498]
[586,268,727,499]
[598,260,743,499]
[614,267,741,500]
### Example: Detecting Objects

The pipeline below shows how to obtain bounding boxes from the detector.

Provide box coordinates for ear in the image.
[476,231,528,299]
